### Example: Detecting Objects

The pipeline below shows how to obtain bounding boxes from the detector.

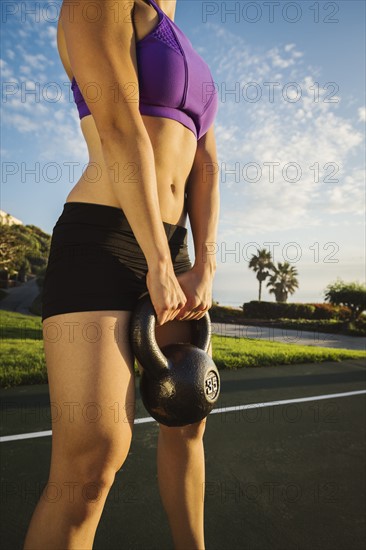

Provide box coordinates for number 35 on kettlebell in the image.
[129,293,221,427]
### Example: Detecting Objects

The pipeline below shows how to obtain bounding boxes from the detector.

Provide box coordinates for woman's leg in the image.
[157,417,207,550]
[139,319,211,550]
[23,309,136,550]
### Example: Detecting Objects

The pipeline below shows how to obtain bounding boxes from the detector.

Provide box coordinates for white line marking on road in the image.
[1,389,365,442]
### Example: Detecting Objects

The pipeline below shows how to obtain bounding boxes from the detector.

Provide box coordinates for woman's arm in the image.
[173,124,219,321]
[186,124,220,277]
[60,0,171,269]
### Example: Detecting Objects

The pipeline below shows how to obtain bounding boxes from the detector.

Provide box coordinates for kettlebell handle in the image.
[129,292,212,376]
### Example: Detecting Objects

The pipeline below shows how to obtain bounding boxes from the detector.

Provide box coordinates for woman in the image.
[23,0,219,548]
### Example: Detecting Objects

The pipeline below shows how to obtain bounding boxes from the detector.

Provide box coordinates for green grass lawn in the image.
[1,310,365,389]
[213,336,365,368]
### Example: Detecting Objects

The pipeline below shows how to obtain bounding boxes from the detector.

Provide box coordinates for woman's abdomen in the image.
[66,114,197,225]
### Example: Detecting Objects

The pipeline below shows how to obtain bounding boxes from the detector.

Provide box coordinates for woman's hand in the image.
[146,262,187,326]
[174,266,214,321]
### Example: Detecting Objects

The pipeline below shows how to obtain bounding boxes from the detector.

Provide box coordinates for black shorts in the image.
[41,202,193,322]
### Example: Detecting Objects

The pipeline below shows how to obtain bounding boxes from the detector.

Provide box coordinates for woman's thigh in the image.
[43,309,136,475]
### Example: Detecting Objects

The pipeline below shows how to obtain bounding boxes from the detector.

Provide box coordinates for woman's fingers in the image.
[176,304,208,321]
[146,268,188,326]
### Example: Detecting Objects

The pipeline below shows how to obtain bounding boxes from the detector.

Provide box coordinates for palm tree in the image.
[266,261,299,302]
[248,248,275,301]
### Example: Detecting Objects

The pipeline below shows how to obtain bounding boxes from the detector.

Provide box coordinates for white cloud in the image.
[36,24,58,49]
[358,106,366,122]
[263,45,304,70]
[46,25,57,49]
[22,53,51,69]
[5,113,38,133]
[201,24,365,239]
[325,168,365,215]
[19,65,32,75]
[0,59,14,78]
[284,43,296,52]
[6,49,15,60]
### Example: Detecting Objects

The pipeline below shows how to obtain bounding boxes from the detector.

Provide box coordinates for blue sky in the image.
[1,0,365,306]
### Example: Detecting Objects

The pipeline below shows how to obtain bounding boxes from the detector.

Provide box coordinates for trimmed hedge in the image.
[242,300,351,320]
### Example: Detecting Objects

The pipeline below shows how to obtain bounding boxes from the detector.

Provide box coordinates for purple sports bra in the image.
[71,0,218,141]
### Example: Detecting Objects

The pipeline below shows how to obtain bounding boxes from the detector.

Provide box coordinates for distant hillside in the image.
[0,211,51,284]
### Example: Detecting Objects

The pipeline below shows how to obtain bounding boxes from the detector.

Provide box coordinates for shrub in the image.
[242,300,348,320]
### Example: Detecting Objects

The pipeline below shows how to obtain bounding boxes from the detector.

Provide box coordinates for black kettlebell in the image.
[129,292,220,427]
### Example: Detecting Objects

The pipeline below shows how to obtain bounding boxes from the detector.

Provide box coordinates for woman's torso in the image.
[58,0,198,227]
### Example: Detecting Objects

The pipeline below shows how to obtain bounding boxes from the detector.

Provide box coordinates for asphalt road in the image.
[0,278,39,317]
[1,358,365,550]
[210,321,366,351]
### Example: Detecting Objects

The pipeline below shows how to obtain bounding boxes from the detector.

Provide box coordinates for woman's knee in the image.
[159,417,207,442]
[51,424,133,486]
[51,447,130,499]
[76,451,126,488]
[45,450,120,522]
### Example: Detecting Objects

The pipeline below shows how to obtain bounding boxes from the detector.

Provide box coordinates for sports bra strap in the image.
[144,0,163,15]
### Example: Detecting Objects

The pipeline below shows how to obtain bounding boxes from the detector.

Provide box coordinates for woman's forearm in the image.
[100,128,172,270]
[186,167,220,276]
